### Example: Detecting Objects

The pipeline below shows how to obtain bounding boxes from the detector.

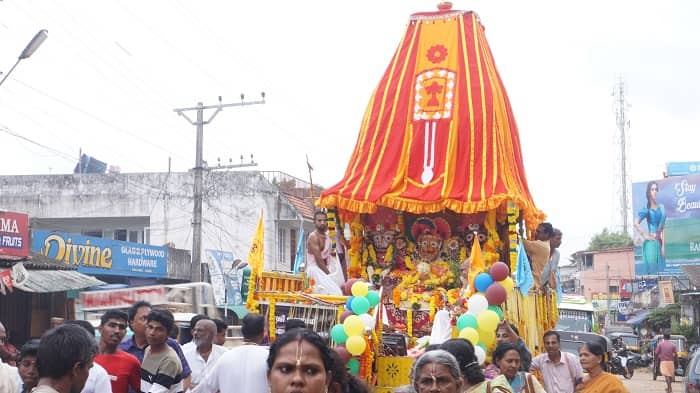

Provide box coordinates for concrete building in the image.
[0,170,316,284]
[572,246,635,300]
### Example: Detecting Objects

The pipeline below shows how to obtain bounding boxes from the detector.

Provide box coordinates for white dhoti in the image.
[306,236,343,295]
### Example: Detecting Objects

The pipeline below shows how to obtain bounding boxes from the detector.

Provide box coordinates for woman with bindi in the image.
[267,329,334,393]
[411,349,463,393]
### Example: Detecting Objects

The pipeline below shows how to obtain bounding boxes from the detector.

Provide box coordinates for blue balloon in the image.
[346,296,355,311]
[474,273,494,293]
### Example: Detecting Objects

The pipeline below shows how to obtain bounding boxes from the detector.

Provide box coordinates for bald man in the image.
[183,319,226,390]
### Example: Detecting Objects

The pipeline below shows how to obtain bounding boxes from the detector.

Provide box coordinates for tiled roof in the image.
[0,251,77,270]
[284,193,316,221]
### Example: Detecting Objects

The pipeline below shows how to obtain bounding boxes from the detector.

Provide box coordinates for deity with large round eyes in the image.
[410,217,451,262]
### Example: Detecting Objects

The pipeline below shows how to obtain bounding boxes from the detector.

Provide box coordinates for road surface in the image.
[622,368,684,393]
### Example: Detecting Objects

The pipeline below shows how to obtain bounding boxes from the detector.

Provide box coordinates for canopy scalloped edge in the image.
[317,193,545,228]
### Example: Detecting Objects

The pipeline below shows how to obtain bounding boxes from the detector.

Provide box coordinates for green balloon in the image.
[366,290,380,307]
[347,358,360,375]
[351,296,370,315]
[330,324,348,344]
[488,305,504,320]
[457,313,478,331]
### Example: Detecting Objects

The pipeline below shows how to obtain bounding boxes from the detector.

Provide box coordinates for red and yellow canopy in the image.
[318,7,544,225]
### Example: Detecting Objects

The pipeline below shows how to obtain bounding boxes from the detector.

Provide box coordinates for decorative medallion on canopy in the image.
[317,5,543,225]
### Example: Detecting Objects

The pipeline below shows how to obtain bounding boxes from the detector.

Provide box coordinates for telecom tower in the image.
[612,76,632,235]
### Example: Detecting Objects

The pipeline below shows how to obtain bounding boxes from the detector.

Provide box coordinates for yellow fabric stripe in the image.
[350,25,412,200]
[472,13,488,202]
[364,21,421,200]
[478,31,504,196]
[461,15,476,202]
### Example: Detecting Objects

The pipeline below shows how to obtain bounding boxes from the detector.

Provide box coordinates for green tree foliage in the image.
[587,228,633,251]
[647,303,680,331]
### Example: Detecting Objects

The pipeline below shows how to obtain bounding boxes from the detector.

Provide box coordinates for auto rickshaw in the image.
[609,332,641,353]
[556,330,613,370]
[652,334,688,379]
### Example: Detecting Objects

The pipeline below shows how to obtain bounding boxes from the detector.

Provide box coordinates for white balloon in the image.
[475,345,486,365]
[467,293,489,315]
[359,313,375,330]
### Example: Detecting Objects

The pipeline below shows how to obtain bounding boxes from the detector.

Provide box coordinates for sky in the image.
[1,0,700,262]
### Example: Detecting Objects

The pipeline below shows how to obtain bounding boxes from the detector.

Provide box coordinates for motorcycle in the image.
[610,348,635,379]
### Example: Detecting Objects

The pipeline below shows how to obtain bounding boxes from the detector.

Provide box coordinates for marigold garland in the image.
[268,299,276,342]
[406,308,413,338]
[246,272,259,313]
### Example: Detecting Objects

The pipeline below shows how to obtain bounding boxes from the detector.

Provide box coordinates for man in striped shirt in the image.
[140,310,183,393]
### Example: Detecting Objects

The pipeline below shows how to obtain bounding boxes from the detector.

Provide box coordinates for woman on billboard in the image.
[634,181,666,274]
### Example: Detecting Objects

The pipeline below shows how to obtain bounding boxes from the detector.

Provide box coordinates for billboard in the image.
[0,211,29,257]
[32,230,168,278]
[632,174,700,275]
[666,161,700,177]
[204,249,243,306]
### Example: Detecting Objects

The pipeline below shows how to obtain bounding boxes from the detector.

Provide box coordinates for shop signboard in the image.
[0,211,29,257]
[32,230,167,278]
[632,173,700,275]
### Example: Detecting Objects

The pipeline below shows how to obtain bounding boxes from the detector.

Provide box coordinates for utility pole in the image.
[174,93,265,282]
[613,77,631,235]
[606,263,611,327]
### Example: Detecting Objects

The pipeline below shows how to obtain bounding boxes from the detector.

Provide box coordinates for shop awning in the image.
[5,269,105,293]
[625,310,651,325]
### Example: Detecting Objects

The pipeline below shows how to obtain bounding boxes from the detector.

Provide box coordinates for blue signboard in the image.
[632,174,700,275]
[32,230,167,278]
[666,161,700,177]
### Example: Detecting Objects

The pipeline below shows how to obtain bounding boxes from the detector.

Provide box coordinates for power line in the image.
[0,124,75,162]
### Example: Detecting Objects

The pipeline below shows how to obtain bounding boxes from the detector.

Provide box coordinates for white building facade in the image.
[0,170,315,282]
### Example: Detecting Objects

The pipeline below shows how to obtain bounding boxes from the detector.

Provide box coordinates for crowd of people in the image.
[410,329,629,393]
[0,301,371,393]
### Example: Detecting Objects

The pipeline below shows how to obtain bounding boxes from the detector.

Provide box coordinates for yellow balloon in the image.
[477,310,500,332]
[343,315,365,337]
[479,329,496,348]
[346,335,367,355]
[458,327,480,346]
[351,281,369,297]
[500,277,514,292]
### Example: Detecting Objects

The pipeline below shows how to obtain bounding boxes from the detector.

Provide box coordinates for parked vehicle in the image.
[556,330,612,370]
[610,347,636,379]
[684,350,700,393]
[609,332,642,353]
[652,334,688,380]
[557,295,598,333]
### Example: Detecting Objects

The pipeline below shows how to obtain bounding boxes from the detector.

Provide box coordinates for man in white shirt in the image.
[193,313,268,393]
[530,330,583,393]
[183,319,226,391]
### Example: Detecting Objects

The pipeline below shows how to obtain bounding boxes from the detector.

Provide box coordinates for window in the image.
[609,285,619,294]
[82,230,103,238]
[582,255,593,271]
[114,229,127,241]
[128,230,141,243]
[278,228,287,268]
[290,229,298,267]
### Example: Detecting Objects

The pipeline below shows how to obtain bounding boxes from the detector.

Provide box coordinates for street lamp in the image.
[0,29,48,87]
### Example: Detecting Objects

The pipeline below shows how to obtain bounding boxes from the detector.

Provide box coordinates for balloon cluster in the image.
[330,280,380,375]
[456,261,513,364]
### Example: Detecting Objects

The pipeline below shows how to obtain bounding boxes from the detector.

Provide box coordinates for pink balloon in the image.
[340,310,354,323]
[485,282,507,305]
[334,345,352,363]
[490,261,510,281]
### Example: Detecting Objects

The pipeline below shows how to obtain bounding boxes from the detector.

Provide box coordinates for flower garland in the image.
[360,335,372,381]
[348,215,363,278]
[246,271,259,313]
[268,299,276,342]
[327,209,337,256]
[507,201,519,272]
